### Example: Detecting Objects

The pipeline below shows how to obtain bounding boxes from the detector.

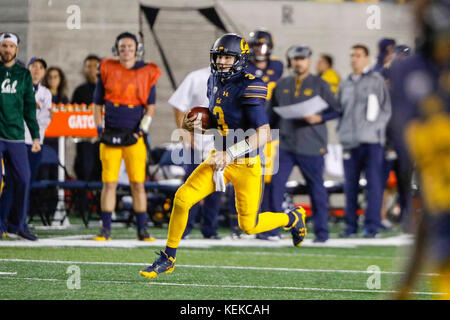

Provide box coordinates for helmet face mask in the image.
[249,29,273,62]
[210,33,250,78]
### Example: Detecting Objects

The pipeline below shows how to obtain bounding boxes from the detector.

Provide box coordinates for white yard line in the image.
[180,249,408,260]
[0,234,414,249]
[0,272,17,275]
[0,276,443,296]
[0,258,438,276]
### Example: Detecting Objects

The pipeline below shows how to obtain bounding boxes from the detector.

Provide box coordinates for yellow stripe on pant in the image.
[166,151,289,248]
[262,139,279,184]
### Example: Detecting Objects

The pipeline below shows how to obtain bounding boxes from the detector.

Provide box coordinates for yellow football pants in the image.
[99,137,147,183]
[166,152,290,248]
[262,139,279,184]
[433,263,450,300]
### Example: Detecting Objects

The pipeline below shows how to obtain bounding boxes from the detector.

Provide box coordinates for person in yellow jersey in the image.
[140,33,307,279]
[93,32,161,242]
[316,54,340,95]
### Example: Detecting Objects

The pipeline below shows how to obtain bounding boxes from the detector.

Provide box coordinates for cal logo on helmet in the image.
[240,39,249,54]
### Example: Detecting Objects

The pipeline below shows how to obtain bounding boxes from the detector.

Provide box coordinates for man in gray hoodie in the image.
[337,44,391,238]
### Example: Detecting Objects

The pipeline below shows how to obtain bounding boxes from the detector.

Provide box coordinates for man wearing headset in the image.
[0,32,41,240]
[93,31,161,241]
[268,46,340,243]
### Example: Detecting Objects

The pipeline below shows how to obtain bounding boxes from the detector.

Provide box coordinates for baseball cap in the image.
[0,32,19,46]
[287,45,312,59]
[28,57,47,69]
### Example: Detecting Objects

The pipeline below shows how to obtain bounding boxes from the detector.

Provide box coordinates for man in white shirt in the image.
[168,67,221,239]
[0,57,52,239]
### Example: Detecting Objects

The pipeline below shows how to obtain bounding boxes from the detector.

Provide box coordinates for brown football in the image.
[188,106,210,130]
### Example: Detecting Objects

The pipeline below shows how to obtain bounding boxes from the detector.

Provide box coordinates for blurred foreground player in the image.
[93,32,161,241]
[0,32,41,240]
[140,34,307,279]
[392,0,449,300]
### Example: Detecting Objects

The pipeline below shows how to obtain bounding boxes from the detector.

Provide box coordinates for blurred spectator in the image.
[337,44,391,238]
[72,54,100,105]
[72,54,102,181]
[43,66,69,104]
[26,57,53,179]
[373,38,396,74]
[168,67,221,240]
[377,45,414,231]
[1,57,53,240]
[40,66,68,181]
[316,54,340,95]
[268,45,340,243]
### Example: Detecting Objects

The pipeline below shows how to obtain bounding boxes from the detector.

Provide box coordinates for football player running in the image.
[140,34,306,279]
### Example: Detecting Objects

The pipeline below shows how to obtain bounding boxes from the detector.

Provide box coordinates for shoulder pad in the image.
[242,77,268,99]
[244,72,256,80]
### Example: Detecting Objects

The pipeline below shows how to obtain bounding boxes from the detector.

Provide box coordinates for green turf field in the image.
[0,221,439,300]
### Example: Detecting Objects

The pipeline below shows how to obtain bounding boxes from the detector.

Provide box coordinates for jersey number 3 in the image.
[213,106,228,136]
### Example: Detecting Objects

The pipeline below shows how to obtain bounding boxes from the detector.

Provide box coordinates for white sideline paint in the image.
[0,234,414,249]
[0,276,443,296]
[0,272,16,275]
[0,258,438,276]
[181,249,408,260]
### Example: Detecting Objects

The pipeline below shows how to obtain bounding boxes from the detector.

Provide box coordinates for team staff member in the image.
[0,57,52,239]
[0,32,41,240]
[245,29,284,240]
[338,44,392,238]
[93,32,161,241]
[140,34,307,279]
[268,46,340,243]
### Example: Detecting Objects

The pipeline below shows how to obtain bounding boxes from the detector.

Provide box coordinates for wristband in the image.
[139,114,152,134]
[226,139,252,160]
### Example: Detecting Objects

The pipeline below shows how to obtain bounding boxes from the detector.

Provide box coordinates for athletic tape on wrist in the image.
[226,139,252,159]
[139,115,152,133]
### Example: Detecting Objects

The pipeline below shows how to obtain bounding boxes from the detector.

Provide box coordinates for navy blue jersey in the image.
[246,57,284,100]
[391,53,450,262]
[207,71,269,157]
